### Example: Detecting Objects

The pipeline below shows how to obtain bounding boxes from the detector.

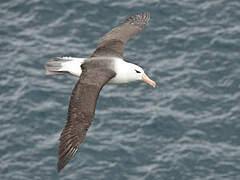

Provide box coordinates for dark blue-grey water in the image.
[1,0,240,179]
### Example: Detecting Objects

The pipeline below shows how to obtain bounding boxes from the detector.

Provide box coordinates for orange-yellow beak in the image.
[142,74,156,88]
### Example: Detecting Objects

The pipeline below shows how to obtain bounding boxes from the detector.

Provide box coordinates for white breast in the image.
[108,57,136,84]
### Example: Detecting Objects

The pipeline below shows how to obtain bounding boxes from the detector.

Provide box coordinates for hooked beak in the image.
[142,74,156,88]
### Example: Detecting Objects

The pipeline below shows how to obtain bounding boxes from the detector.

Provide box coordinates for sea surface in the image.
[1,0,240,179]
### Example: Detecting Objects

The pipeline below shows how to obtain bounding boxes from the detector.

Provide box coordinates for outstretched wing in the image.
[58,68,116,172]
[91,12,150,58]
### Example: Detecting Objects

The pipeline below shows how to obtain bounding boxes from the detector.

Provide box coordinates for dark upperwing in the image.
[91,12,150,58]
[58,66,116,172]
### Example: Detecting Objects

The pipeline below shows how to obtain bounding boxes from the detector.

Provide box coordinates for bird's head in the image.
[128,63,156,87]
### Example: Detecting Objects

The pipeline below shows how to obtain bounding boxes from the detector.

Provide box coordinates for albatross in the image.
[45,11,156,172]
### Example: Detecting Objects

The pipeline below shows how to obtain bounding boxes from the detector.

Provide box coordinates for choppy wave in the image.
[0,0,240,179]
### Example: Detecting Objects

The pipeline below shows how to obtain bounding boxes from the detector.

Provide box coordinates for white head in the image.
[112,60,156,87]
[127,63,156,87]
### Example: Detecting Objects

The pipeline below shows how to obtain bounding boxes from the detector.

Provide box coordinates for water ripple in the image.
[1,0,240,179]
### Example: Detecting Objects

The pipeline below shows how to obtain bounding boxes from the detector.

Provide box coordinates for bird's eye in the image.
[135,70,141,73]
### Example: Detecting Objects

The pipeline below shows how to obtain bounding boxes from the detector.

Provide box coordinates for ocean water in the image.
[1,0,240,179]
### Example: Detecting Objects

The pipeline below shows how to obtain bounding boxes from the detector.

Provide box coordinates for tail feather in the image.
[45,70,66,75]
[45,57,84,76]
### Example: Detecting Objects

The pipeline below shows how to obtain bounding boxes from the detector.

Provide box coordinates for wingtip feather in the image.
[125,11,150,28]
[57,146,78,172]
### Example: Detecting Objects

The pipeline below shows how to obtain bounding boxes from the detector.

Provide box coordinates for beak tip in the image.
[142,74,156,88]
[152,82,156,88]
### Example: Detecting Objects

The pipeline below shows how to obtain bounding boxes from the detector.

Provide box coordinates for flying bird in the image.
[45,12,156,172]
